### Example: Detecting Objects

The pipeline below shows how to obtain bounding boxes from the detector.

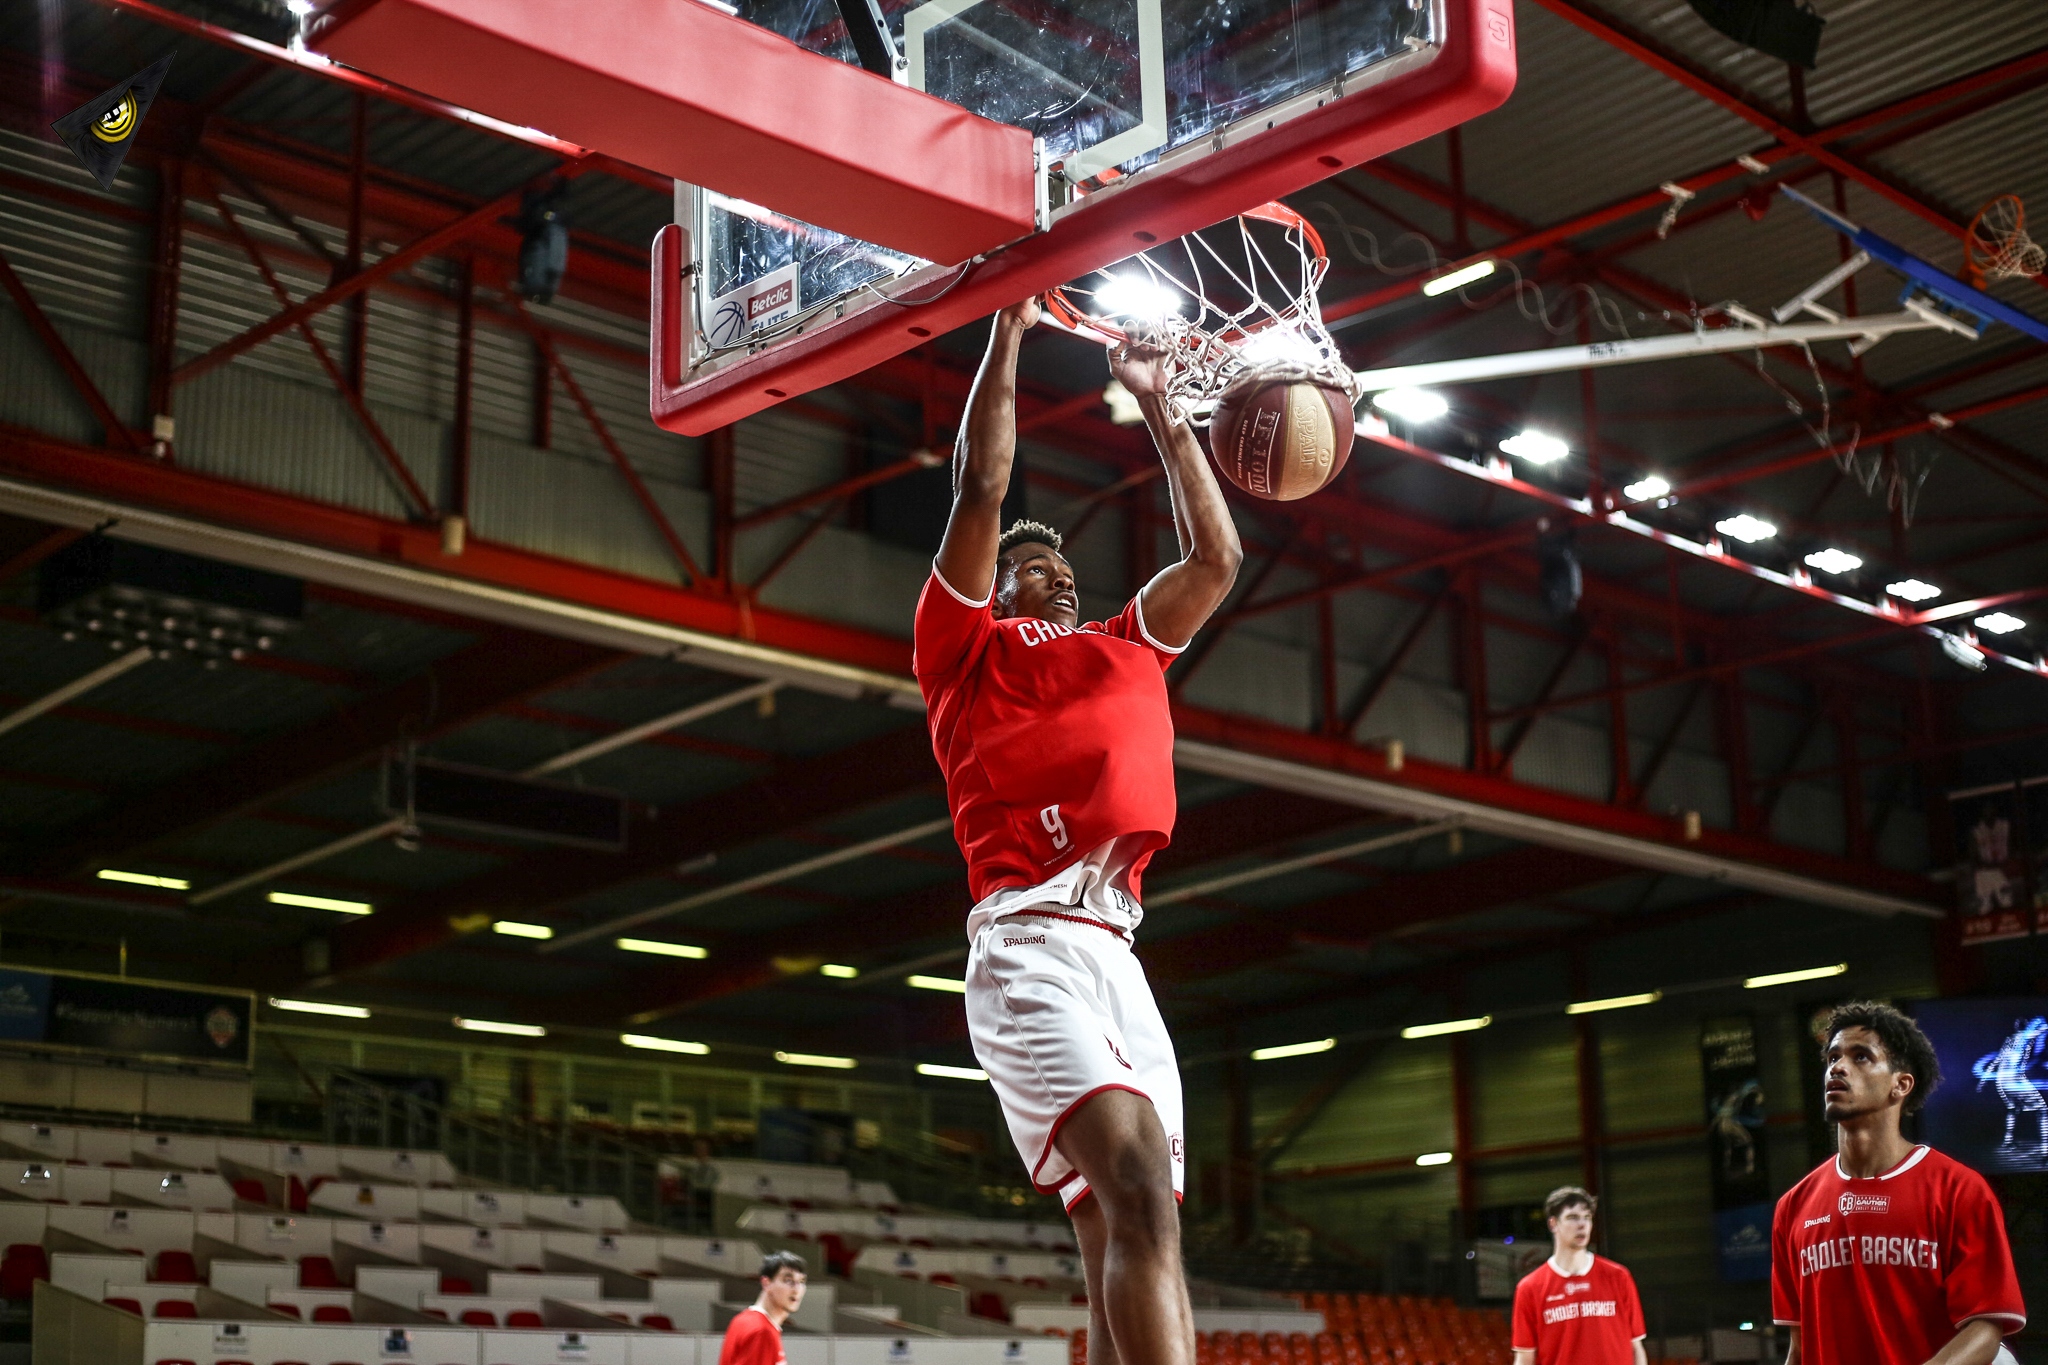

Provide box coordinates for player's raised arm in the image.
[936,298,1040,598]
[1110,342,1243,648]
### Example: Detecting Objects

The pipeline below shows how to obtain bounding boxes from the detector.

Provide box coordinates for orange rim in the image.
[1964,194,2026,288]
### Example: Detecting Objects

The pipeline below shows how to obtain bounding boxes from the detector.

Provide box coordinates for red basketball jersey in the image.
[914,566,1182,902]
[1771,1145,2025,1365]
[717,1307,786,1365]
[1511,1256,1645,1365]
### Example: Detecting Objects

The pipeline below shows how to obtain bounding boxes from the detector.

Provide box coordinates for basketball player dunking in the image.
[915,295,1242,1365]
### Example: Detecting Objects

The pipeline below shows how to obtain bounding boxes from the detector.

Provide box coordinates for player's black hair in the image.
[997,519,1063,557]
[1543,1186,1596,1221]
[759,1249,807,1280]
[1822,1000,1941,1114]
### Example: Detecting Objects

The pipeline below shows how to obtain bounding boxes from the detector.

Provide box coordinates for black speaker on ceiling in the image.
[1687,0,1824,69]
[1537,528,1582,621]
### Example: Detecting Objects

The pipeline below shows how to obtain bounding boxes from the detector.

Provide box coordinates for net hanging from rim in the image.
[1044,202,1361,425]
[1964,194,2047,289]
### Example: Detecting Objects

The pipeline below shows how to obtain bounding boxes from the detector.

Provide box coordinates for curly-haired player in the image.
[914,296,1242,1365]
[1772,1001,2026,1365]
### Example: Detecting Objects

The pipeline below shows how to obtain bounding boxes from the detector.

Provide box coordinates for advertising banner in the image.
[0,966,252,1067]
[1950,781,2048,945]
[1916,997,2048,1175]
[1700,1014,1771,1282]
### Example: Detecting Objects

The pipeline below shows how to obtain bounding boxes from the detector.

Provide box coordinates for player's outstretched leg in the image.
[1057,1090,1194,1365]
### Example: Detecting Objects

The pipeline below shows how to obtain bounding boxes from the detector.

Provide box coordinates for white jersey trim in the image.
[1132,588,1189,655]
[1834,1144,1930,1181]
[931,560,994,609]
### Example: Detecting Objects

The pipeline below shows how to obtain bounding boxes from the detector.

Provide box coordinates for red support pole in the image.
[344,92,370,396]
[146,157,185,452]
[709,426,736,588]
[531,339,554,449]
[1717,669,1760,835]
[1458,570,1494,773]
[1569,952,1604,1197]
[449,254,475,522]
[1606,637,1635,806]
[1450,1030,1477,1240]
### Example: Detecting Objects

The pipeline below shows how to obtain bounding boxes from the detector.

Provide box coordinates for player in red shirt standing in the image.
[916,295,1242,1365]
[717,1250,806,1365]
[1511,1186,1647,1365]
[1772,1001,2026,1365]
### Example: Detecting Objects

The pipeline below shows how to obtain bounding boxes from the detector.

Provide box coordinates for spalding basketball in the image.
[1208,377,1355,501]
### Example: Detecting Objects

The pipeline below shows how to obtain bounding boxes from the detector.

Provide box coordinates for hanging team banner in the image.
[50,54,174,191]
[1949,780,2048,946]
[1700,1014,1771,1282]
[0,965,251,1067]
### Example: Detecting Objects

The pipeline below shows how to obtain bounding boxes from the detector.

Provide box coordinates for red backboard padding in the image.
[650,0,1518,435]
[315,0,1035,266]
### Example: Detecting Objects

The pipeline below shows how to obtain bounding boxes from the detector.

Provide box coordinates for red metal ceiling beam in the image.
[0,251,144,457]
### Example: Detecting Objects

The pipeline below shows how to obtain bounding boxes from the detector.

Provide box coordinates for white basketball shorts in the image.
[965,909,1185,1211]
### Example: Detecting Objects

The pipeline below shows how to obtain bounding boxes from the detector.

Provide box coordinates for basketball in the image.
[1207,376,1356,501]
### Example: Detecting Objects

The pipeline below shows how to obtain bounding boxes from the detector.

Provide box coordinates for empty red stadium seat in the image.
[818,1233,854,1277]
[459,1309,497,1327]
[104,1297,143,1315]
[153,1359,198,1364]
[971,1292,1008,1321]
[507,1310,545,1328]
[298,1256,341,1289]
[154,1251,199,1284]
[930,1272,958,1286]
[1,1244,49,1300]
[287,1175,308,1212]
[272,1302,302,1317]
[421,1308,448,1320]
[312,1304,353,1323]
[155,1299,199,1318]
[439,1275,473,1294]
[230,1179,269,1205]
[641,1314,675,1331]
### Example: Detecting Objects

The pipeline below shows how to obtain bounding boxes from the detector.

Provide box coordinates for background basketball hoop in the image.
[1964,194,2046,290]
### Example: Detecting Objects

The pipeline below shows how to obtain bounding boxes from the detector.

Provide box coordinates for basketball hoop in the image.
[1043,202,1361,426]
[1964,195,2047,289]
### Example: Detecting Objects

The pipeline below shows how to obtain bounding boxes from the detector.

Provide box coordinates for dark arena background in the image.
[0,0,2044,1362]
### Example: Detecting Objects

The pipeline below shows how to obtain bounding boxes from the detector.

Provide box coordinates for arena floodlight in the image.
[776,1051,857,1069]
[1371,387,1449,423]
[820,963,860,978]
[1622,475,1670,501]
[269,998,370,1019]
[268,891,372,915]
[455,1017,547,1037]
[916,1063,989,1081]
[1401,1015,1492,1039]
[621,1034,709,1054]
[1566,991,1661,1015]
[492,920,553,940]
[1092,273,1184,323]
[1500,430,1568,465]
[1715,514,1778,544]
[1421,259,1498,297]
[1742,963,1846,990]
[907,974,967,993]
[1975,612,2026,635]
[1803,548,1862,575]
[1250,1038,1336,1061]
[1940,634,1988,671]
[1415,1151,1455,1167]
[616,937,708,958]
[1886,579,1941,602]
[98,869,189,890]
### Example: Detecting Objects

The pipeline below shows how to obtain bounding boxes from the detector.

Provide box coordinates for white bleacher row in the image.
[1,1120,462,1185]
[739,1208,1078,1253]
[700,1159,896,1208]
[849,1246,1084,1286]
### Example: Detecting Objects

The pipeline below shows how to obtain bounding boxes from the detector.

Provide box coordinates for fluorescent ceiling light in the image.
[1623,475,1670,501]
[1239,325,1322,367]
[493,921,553,940]
[1976,612,2026,635]
[1092,274,1183,323]
[616,937,707,959]
[775,1051,857,1069]
[1715,514,1778,544]
[1803,549,1862,575]
[1743,963,1846,990]
[267,891,372,915]
[98,869,189,890]
[1566,991,1661,1015]
[907,975,967,993]
[1371,387,1449,423]
[621,1034,709,1055]
[1885,579,1941,602]
[1421,259,1497,297]
[454,1017,547,1037]
[819,964,859,979]
[1401,1015,1492,1040]
[915,1063,988,1081]
[1415,1151,1454,1167]
[269,998,370,1019]
[1499,430,1568,465]
[1250,1038,1336,1061]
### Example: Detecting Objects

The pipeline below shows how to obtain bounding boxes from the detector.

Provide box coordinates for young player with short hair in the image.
[717,1250,806,1365]
[915,296,1243,1365]
[1511,1186,1647,1365]
[1772,1001,2025,1365]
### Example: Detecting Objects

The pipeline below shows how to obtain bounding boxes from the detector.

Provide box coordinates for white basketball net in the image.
[1966,195,2047,284]
[1046,203,1361,426]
